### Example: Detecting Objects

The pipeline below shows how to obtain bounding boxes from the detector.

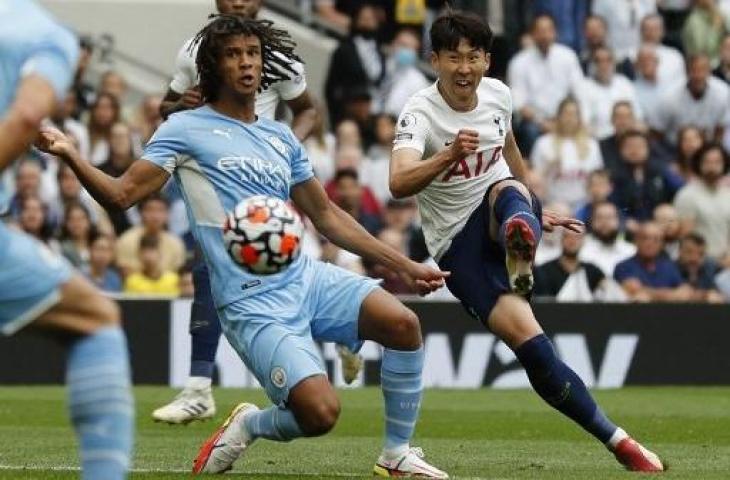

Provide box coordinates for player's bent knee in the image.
[86,295,121,329]
[297,395,341,436]
[487,295,542,349]
[388,308,422,350]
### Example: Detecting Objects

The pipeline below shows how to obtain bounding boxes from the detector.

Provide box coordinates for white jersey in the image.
[393,78,513,260]
[170,36,307,119]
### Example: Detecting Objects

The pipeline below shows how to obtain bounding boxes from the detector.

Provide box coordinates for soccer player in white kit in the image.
[390,10,666,472]
[153,0,363,425]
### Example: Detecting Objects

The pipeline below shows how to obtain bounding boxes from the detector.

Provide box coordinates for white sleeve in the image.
[392,100,430,154]
[272,59,307,101]
[169,39,197,94]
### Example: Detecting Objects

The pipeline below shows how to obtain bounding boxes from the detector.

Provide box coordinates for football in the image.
[223,195,303,275]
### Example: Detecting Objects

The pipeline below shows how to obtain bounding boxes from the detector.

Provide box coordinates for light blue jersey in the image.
[0,0,76,334]
[0,0,79,114]
[144,105,379,404]
[144,106,314,308]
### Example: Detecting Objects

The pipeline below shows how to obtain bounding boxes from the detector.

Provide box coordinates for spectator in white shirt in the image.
[579,201,637,276]
[656,53,730,144]
[633,45,672,132]
[580,46,643,139]
[638,13,687,86]
[530,97,604,211]
[592,0,658,62]
[508,13,584,155]
[380,28,430,118]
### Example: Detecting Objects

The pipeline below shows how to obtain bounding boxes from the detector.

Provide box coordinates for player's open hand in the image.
[542,209,584,233]
[401,261,450,296]
[34,126,76,159]
[447,129,479,161]
[180,87,203,109]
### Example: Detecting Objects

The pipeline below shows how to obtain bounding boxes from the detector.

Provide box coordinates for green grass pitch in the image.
[0,386,729,479]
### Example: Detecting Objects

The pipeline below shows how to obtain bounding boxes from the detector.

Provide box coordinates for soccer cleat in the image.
[152,387,216,424]
[373,447,449,478]
[192,402,259,474]
[337,344,363,384]
[504,216,537,296]
[613,437,665,472]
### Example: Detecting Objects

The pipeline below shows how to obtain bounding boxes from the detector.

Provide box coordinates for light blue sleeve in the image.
[142,114,190,173]
[21,28,79,101]
[289,134,314,186]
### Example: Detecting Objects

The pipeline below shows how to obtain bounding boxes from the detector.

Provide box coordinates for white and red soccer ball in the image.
[223,195,303,275]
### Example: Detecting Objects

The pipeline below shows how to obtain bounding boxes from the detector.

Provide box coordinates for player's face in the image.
[432,38,489,104]
[218,34,263,100]
[216,0,261,18]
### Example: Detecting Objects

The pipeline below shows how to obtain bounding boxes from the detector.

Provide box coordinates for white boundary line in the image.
[0,464,496,479]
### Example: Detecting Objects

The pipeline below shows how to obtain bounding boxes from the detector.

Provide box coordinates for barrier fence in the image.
[2,300,728,387]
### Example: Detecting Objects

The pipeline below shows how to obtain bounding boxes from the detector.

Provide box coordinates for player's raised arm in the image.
[390,129,479,198]
[36,127,169,210]
[291,177,448,295]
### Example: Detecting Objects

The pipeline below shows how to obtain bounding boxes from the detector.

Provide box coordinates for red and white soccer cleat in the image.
[192,402,259,474]
[613,437,665,472]
[504,215,537,295]
[373,447,449,478]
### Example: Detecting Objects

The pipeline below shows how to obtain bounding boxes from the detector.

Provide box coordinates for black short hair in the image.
[139,192,169,211]
[618,129,648,149]
[334,168,359,184]
[139,233,160,251]
[690,142,730,176]
[430,10,493,54]
[680,232,706,248]
[191,15,301,102]
[531,12,556,31]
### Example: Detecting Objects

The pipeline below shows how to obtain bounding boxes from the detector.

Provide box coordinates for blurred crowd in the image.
[1,0,730,304]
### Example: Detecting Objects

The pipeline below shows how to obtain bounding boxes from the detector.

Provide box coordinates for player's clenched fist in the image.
[35,127,75,159]
[446,128,479,161]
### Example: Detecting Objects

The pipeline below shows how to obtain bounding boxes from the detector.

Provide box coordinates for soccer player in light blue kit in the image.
[0,1,134,478]
[38,15,449,477]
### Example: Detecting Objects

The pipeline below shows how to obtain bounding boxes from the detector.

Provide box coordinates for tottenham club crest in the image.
[493,115,505,136]
[270,366,287,389]
[400,113,416,129]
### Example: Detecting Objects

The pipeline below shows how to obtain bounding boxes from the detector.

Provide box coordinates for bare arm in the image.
[503,130,528,182]
[389,129,478,198]
[159,87,203,120]
[291,178,447,294]
[36,128,169,210]
[0,76,56,171]
[286,90,318,141]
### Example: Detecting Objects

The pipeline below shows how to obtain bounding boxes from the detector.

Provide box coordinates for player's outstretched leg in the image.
[192,374,335,474]
[360,289,448,479]
[34,275,134,480]
[153,264,219,424]
[489,180,542,295]
[488,295,664,472]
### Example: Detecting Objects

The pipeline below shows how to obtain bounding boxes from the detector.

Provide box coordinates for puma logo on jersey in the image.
[213,129,232,140]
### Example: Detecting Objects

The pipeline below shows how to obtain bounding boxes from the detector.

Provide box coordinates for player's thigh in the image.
[438,198,508,324]
[487,294,543,349]
[220,293,326,408]
[308,260,380,352]
[0,227,114,337]
[357,288,421,351]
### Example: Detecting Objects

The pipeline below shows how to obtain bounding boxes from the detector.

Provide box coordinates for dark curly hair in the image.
[190,14,301,103]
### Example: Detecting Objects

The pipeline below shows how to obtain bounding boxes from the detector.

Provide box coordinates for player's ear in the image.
[484,52,491,75]
[430,51,439,70]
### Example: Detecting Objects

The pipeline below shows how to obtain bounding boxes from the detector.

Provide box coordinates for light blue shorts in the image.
[219,256,379,406]
[0,224,73,335]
